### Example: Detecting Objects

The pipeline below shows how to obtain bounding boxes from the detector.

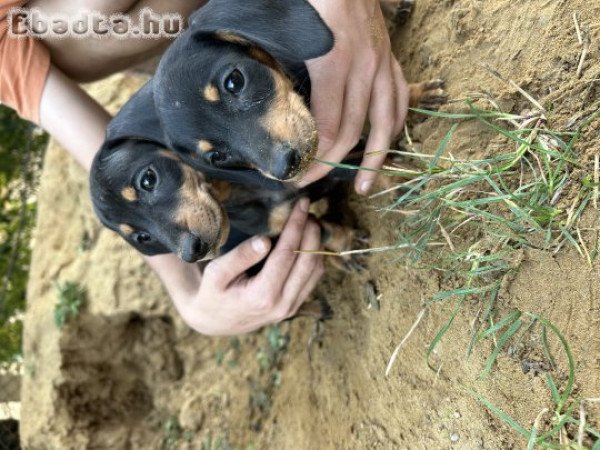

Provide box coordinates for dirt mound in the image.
[22,1,599,448]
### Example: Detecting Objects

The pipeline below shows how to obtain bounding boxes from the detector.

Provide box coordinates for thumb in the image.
[204,236,271,288]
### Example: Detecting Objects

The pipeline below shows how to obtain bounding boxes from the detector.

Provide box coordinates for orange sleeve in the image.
[0,3,51,124]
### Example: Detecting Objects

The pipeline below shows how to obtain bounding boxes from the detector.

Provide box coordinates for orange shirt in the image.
[0,1,51,123]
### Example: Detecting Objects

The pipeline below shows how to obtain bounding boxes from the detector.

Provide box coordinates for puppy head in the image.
[90,140,229,263]
[154,0,333,181]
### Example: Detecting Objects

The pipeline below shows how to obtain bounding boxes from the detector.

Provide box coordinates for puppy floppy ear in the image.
[189,0,334,64]
[106,79,166,146]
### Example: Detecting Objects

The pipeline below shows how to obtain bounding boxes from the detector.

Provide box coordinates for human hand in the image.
[299,0,409,194]
[166,199,324,336]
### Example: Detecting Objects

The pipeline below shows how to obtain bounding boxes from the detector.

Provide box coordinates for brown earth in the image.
[22,0,600,449]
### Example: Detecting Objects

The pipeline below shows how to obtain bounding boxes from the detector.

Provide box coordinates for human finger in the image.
[354,59,396,194]
[203,235,271,289]
[280,219,323,310]
[256,199,310,292]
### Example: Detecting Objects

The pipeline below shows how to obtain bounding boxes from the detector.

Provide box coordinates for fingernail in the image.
[252,236,267,254]
[299,197,310,213]
[359,180,372,195]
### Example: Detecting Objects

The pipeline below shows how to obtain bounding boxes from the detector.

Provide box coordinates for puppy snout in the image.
[179,233,209,262]
[270,145,302,180]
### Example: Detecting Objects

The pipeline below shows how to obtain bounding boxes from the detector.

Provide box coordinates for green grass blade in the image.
[478,310,522,341]
[541,326,557,370]
[426,298,464,370]
[430,124,459,170]
[480,318,522,379]
[467,388,530,438]
[527,423,540,450]
[528,315,576,411]
[545,373,560,405]
[410,107,521,120]
[430,283,500,303]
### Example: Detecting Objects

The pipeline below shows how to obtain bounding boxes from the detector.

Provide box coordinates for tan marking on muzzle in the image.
[198,140,213,153]
[259,68,318,176]
[121,186,137,202]
[119,224,134,236]
[203,84,220,102]
[174,166,230,259]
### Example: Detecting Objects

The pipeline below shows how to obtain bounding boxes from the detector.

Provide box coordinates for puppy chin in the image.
[197,250,217,262]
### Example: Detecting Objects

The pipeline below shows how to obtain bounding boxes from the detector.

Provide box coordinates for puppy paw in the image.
[296,298,333,321]
[409,79,448,111]
[335,229,370,273]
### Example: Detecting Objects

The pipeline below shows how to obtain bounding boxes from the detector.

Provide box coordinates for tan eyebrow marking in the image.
[198,140,213,153]
[159,149,180,161]
[121,186,137,202]
[203,84,220,102]
[248,47,278,70]
[215,31,248,46]
[119,224,134,235]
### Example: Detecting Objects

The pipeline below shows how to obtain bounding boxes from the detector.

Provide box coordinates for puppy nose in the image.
[270,145,302,180]
[179,233,208,262]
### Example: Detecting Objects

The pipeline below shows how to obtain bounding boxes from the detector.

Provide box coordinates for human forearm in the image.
[38,65,111,171]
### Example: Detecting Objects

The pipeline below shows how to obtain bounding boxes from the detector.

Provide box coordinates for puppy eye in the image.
[134,232,152,244]
[209,150,228,165]
[140,169,157,192]
[224,69,245,94]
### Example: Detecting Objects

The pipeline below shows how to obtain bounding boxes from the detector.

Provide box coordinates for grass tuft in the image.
[354,97,600,447]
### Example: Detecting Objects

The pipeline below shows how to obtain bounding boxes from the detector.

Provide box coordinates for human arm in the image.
[299,0,409,194]
[39,65,324,336]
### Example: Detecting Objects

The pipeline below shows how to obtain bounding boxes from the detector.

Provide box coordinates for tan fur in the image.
[248,47,278,69]
[173,166,229,259]
[408,82,426,107]
[121,186,137,202]
[267,202,292,235]
[198,140,213,153]
[260,68,318,176]
[119,224,134,236]
[209,180,232,203]
[159,149,180,161]
[321,222,355,253]
[203,84,220,102]
[215,31,248,46]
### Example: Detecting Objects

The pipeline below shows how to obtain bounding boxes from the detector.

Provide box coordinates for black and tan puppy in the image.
[151,0,332,182]
[91,128,366,265]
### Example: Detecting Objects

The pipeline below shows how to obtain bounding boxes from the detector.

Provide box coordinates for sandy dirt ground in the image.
[21,0,599,448]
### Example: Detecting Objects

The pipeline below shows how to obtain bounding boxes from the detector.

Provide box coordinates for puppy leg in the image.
[295,298,334,321]
[321,221,370,272]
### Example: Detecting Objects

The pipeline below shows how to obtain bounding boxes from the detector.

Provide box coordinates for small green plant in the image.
[201,434,234,450]
[249,325,289,431]
[54,281,86,328]
[215,337,242,368]
[161,416,188,450]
